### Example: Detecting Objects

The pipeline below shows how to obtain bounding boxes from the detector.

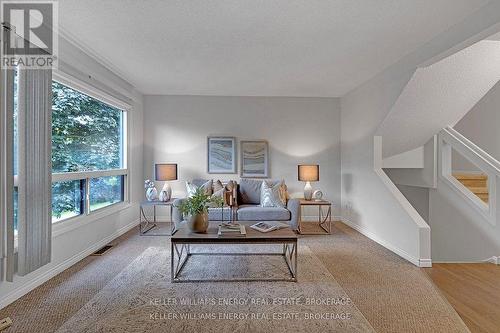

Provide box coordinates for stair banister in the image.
[439,127,499,226]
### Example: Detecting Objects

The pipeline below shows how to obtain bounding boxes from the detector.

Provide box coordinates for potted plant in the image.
[177,187,223,233]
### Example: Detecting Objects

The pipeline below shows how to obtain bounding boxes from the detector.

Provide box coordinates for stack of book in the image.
[218,223,246,237]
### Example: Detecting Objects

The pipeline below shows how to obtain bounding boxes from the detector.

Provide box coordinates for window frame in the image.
[49,70,131,229]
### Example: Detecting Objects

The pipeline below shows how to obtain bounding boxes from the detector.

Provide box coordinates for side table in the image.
[298,199,332,235]
[139,199,176,236]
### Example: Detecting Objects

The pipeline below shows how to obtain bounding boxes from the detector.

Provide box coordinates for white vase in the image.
[158,182,172,202]
[146,187,158,201]
[303,181,313,200]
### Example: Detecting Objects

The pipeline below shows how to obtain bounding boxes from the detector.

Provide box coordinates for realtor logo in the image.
[1,0,58,69]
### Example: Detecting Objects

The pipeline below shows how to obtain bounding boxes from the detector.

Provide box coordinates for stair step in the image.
[453,173,488,187]
[467,187,489,194]
[453,173,488,180]
[476,194,489,203]
[452,173,490,203]
[458,180,488,187]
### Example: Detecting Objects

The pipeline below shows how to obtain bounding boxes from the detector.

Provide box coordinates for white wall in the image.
[0,36,144,309]
[384,137,437,189]
[341,81,431,266]
[383,146,425,169]
[429,178,500,262]
[143,95,341,216]
[341,2,500,267]
[453,79,500,171]
[376,40,500,158]
[396,185,430,222]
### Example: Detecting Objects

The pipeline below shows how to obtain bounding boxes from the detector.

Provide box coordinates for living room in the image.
[1,1,500,332]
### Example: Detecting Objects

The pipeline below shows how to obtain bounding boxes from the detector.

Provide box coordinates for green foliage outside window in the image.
[52,81,122,173]
[51,81,124,220]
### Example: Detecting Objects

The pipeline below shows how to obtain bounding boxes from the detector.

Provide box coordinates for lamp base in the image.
[304,181,313,201]
[159,182,172,202]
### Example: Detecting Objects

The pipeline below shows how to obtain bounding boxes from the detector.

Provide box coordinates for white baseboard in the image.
[430,256,500,264]
[0,218,139,310]
[418,259,433,268]
[341,218,432,268]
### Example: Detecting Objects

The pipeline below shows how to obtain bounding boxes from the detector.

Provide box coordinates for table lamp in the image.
[155,163,178,202]
[298,164,319,200]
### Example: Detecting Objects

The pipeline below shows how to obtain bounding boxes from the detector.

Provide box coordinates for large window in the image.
[51,80,128,222]
[52,81,124,173]
[12,75,128,230]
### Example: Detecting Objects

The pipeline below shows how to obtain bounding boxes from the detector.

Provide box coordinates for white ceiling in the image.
[58,0,489,97]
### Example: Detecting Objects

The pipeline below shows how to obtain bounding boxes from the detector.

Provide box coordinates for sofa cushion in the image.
[237,204,290,221]
[238,179,262,204]
[208,207,233,221]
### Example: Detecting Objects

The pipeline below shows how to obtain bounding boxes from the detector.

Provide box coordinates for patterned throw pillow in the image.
[213,180,224,192]
[260,180,287,208]
[186,179,213,197]
[225,180,235,192]
[212,180,236,205]
[212,180,226,202]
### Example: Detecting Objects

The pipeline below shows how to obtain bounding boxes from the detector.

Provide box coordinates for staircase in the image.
[453,173,489,203]
[440,127,499,227]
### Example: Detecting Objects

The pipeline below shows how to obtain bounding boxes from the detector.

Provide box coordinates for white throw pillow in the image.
[186,180,213,197]
[260,180,287,208]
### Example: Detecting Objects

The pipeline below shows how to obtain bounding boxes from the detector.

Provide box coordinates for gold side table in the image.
[298,199,332,235]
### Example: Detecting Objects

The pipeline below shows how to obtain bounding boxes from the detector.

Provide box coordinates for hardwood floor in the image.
[424,263,500,333]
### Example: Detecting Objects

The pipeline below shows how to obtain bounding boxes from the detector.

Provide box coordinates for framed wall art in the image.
[207,136,237,174]
[240,140,269,178]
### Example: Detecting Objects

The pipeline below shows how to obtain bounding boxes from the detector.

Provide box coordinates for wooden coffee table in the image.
[171,221,298,282]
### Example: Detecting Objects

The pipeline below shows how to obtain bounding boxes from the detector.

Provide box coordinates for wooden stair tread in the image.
[467,187,489,194]
[452,173,490,203]
[453,173,488,180]
[479,197,489,204]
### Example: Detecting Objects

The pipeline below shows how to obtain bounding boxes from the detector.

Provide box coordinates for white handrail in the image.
[443,126,500,174]
[439,127,498,226]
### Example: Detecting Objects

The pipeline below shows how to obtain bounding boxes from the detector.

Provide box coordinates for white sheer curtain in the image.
[17,68,52,276]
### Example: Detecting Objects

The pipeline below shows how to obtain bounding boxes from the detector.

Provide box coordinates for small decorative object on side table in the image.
[139,199,177,236]
[298,199,332,235]
[312,190,323,201]
[144,179,158,201]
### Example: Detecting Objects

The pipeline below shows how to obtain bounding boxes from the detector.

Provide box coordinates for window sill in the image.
[52,201,133,238]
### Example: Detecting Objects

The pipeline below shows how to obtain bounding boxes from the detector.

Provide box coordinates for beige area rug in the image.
[55,245,375,333]
[308,223,472,333]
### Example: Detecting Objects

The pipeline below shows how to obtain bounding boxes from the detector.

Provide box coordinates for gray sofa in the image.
[172,178,300,230]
